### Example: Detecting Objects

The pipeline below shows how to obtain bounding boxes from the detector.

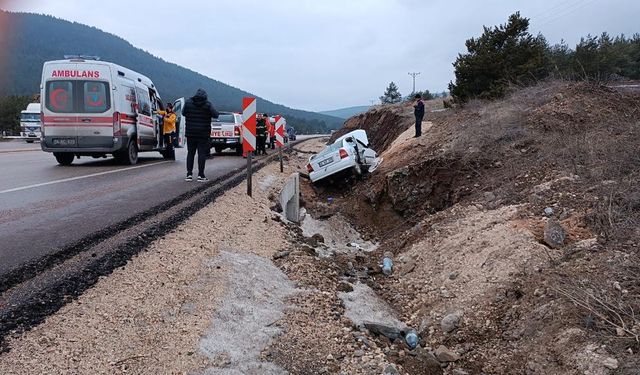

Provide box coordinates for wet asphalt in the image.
[0,142,247,278]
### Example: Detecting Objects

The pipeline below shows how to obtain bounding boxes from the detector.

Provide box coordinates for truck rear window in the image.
[45,80,111,113]
[213,114,235,123]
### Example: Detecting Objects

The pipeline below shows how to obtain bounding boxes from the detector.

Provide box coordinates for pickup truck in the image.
[210,112,243,155]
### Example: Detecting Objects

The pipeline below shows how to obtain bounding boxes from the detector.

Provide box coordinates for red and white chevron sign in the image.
[274,115,285,148]
[242,97,256,152]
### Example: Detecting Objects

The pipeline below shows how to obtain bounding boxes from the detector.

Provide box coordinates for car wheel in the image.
[215,146,223,154]
[352,164,363,180]
[26,140,34,144]
[235,146,243,156]
[116,139,138,165]
[54,152,74,166]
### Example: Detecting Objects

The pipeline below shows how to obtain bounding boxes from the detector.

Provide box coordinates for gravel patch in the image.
[199,250,295,374]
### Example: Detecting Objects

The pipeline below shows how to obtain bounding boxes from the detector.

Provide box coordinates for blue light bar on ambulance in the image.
[63,55,101,61]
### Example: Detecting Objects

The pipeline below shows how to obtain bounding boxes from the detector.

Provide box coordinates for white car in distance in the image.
[307,129,381,183]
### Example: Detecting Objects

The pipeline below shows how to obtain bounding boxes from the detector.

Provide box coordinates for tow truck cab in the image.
[20,103,41,143]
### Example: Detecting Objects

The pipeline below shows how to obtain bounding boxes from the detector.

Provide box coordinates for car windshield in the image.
[213,114,235,123]
[21,113,40,121]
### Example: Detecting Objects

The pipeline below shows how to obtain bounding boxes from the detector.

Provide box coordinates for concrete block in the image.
[280,173,300,223]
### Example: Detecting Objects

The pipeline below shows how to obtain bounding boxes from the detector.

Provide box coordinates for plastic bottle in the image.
[404,329,419,350]
[382,257,393,275]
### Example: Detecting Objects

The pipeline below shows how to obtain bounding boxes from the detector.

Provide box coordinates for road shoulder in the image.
[0,150,293,374]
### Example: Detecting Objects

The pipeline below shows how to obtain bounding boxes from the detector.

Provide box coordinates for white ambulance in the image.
[40,57,183,165]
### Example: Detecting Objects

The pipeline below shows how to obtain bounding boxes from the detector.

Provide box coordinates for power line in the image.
[529,0,585,20]
[534,0,599,27]
[408,72,420,94]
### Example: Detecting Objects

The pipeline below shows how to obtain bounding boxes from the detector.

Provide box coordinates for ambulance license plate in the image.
[319,157,333,167]
[52,138,76,146]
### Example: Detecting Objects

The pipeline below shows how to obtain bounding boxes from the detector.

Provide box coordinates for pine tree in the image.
[449,12,548,102]
[380,82,402,104]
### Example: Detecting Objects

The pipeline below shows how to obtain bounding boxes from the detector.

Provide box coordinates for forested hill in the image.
[0,10,342,133]
[320,106,371,119]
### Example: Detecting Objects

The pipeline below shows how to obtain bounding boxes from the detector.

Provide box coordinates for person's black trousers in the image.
[163,133,174,150]
[186,137,210,177]
[415,114,424,137]
[257,136,267,155]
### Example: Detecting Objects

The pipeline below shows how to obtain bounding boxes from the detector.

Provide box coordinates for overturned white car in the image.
[307,130,381,183]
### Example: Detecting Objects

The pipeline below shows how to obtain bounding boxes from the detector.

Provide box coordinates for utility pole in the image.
[408,72,421,94]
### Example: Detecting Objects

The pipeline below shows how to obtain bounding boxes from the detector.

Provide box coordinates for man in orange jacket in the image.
[157,102,177,159]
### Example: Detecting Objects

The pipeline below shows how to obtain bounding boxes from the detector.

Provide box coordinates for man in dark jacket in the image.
[256,113,268,155]
[413,93,425,138]
[182,88,219,182]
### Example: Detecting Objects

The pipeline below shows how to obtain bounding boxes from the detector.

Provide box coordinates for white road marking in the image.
[0,161,172,194]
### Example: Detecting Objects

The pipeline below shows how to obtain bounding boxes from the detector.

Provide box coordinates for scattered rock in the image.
[180,302,196,315]
[543,207,554,216]
[312,233,325,244]
[337,281,354,293]
[602,357,618,370]
[418,317,431,336]
[364,321,403,341]
[354,350,365,357]
[452,369,469,375]
[441,312,461,333]
[483,192,496,202]
[435,345,460,362]
[448,271,459,280]
[400,260,416,276]
[414,348,443,371]
[543,219,566,248]
[272,250,291,260]
[613,281,622,291]
[440,288,452,298]
[383,364,400,375]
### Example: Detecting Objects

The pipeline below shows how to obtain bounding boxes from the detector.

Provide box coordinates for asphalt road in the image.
[0,142,249,277]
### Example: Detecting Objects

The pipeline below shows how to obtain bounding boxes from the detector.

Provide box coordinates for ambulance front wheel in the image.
[54,152,74,166]
[116,140,138,165]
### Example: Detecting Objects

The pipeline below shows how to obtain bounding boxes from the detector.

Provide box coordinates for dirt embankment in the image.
[303,81,640,374]
[329,97,444,154]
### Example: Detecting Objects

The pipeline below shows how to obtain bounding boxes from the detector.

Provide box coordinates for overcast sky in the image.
[4,0,639,111]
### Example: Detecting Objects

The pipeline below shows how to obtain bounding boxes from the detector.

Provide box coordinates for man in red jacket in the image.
[266,114,276,149]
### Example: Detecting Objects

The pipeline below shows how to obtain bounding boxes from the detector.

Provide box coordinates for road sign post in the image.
[242,97,257,196]
[275,115,285,173]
